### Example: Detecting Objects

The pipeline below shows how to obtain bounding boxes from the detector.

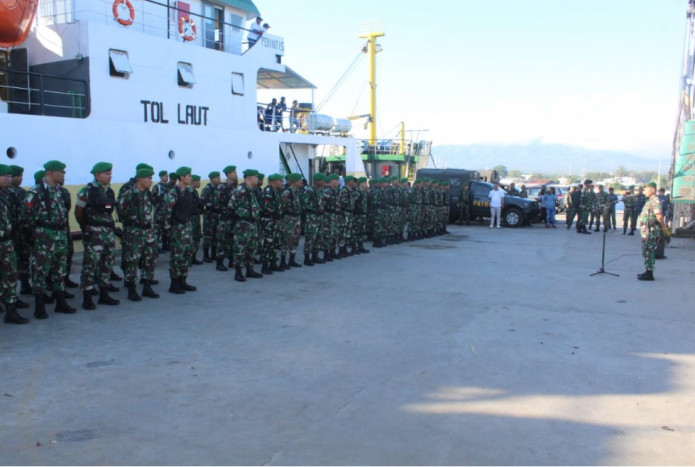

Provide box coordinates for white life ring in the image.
[112,0,135,27]
[179,17,197,42]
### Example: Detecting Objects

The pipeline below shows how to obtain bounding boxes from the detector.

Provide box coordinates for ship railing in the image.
[37,0,259,55]
[0,67,88,118]
[256,103,351,138]
[358,139,433,158]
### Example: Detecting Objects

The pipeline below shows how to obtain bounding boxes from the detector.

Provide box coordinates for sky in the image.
[256,0,687,159]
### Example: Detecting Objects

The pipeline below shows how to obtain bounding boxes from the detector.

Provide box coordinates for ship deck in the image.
[1,217,694,465]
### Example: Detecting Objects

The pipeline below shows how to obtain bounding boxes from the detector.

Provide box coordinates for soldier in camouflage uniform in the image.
[252,173,265,265]
[279,173,304,269]
[200,171,221,263]
[622,186,636,235]
[366,178,377,241]
[116,166,160,301]
[8,166,34,298]
[457,183,471,226]
[353,176,370,253]
[213,165,238,271]
[152,170,171,252]
[75,162,120,310]
[260,174,283,273]
[592,185,608,232]
[301,173,326,266]
[407,179,420,240]
[398,178,409,242]
[322,174,340,260]
[229,169,263,282]
[338,175,357,257]
[190,175,204,265]
[24,160,76,319]
[164,167,197,294]
[371,178,387,248]
[0,164,30,324]
[637,182,663,281]
[577,180,594,234]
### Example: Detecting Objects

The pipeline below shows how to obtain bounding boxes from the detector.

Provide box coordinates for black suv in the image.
[416,169,539,227]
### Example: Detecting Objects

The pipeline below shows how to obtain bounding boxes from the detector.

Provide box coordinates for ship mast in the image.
[359,31,384,147]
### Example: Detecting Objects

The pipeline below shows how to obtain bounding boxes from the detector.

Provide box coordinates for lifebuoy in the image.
[112,0,135,27]
[179,17,197,42]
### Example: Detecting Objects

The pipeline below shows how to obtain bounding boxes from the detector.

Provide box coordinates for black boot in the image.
[98,287,120,306]
[323,249,334,262]
[191,252,203,265]
[169,276,185,294]
[141,280,160,299]
[637,270,654,281]
[82,290,97,310]
[64,276,79,288]
[180,277,197,291]
[261,262,273,274]
[63,289,75,299]
[126,282,142,302]
[279,255,288,270]
[55,291,77,314]
[20,278,32,295]
[359,243,370,254]
[246,265,263,278]
[623,227,627,235]
[312,252,326,264]
[33,294,48,320]
[304,254,314,266]
[289,253,302,268]
[339,246,349,258]
[628,229,635,236]
[109,270,122,281]
[228,258,235,269]
[43,292,55,305]
[270,258,283,272]
[234,266,246,282]
[203,248,212,263]
[4,302,29,325]
[216,258,229,272]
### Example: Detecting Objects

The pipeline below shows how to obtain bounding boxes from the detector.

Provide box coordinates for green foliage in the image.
[492,165,508,177]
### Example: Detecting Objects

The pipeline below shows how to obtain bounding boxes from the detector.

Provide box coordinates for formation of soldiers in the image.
[567,179,646,235]
[0,161,458,326]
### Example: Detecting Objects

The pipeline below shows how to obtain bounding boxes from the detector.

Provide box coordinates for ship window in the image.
[231,72,244,95]
[109,49,132,77]
[177,62,196,87]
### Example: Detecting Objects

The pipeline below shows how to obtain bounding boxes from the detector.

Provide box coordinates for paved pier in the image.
[1,222,694,465]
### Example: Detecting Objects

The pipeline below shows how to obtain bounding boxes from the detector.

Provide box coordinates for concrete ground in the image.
[1,219,694,465]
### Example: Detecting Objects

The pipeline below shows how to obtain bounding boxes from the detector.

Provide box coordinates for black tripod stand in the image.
[590,199,620,277]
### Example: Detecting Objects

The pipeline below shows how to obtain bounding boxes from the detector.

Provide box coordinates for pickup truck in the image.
[461,180,540,227]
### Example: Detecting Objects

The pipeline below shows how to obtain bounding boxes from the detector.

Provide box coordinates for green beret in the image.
[357,176,367,183]
[257,173,265,180]
[208,171,220,179]
[243,169,259,177]
[34,170,45,184]
[400,177,408,183]
[423,178,431,183]
[328,174,340,181]
[629,185,635,189]
[135,163,149,171]
[0,164,11,176]
[313,173,325,182]
[136,167,155,178]
[170,173,179,181]
[91,162,113,174]
[224,165,237,175]
[286,173,302,183]
[176,166,192,177]
[10,165,23,176]
[646,182,657,189]
[44,160,66,171]
[268,173,283,182]
[192,175,201,182]
[159,170,168,177]
[391,176,399,181]
[345,175,356,183]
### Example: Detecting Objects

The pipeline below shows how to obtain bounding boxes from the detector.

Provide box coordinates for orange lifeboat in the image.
[0,0,39,48]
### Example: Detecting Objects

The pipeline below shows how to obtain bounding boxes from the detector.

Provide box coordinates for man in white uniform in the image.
[247,17,264,48]
[488,182,505,228]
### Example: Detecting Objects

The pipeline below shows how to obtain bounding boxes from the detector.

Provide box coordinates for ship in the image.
[0,0,432,185]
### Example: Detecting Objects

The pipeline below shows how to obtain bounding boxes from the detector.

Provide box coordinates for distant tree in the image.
[637,171,657,183]
[585,171,611,182]
[493,165,508,177]
[614,166,628,177]
[508,169,522,178]
[529,172,544,180]
[566,175,581,183]
[609,181,623,191]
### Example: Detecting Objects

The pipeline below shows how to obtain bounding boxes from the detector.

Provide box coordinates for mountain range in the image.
[430,143,665,175]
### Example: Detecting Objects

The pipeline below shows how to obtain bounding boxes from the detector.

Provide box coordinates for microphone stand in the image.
[590,199,620,277]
